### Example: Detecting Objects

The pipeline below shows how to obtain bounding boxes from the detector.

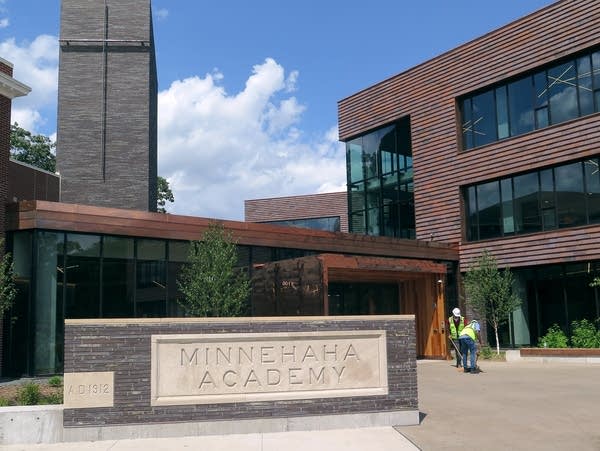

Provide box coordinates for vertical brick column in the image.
[0,61,13,376]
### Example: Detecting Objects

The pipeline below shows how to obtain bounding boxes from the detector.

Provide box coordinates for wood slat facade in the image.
[337,0,600,271]
[7,200,458,262]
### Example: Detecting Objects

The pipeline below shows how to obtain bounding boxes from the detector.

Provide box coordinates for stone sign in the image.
[63,371,114,408]
[151,330,388,406]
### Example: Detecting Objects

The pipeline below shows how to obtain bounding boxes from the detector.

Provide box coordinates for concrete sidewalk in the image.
[2,426,418,450]
[5,360,600,451]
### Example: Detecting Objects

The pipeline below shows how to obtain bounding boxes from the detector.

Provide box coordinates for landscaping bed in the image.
[0,378,63,406]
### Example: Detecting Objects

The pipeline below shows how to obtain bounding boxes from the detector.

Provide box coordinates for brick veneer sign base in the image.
[63,316,418,441]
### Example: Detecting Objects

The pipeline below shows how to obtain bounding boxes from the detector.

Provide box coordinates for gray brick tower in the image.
[57,0,157,211]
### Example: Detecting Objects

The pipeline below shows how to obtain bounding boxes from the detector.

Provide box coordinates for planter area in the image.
[505,348,600,364]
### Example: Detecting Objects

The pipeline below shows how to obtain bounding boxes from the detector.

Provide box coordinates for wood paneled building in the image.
[338,0,600,347]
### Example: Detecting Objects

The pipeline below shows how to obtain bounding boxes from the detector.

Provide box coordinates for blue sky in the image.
[0,0,554,219]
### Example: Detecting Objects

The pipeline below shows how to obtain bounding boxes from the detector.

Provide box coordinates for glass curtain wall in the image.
[465,156,600,241]
[491,261,600,348]
[136,239,167,317]
[346,117,415,238]
[460,46,600,150]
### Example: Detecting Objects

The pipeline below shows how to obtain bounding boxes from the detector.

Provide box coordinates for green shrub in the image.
[17,382,41,405]
[48,376,63,387]
[570,319,600,348]
[538,324,568,348]
[41,393,63,405]
[0,397,10,407]
[480,345,494,359]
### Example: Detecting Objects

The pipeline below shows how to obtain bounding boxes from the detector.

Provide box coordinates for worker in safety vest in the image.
[448,307,466,367]
[459,320,481,373]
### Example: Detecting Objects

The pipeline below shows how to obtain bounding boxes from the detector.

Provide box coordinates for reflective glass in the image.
[495,86,509,139]
[584,158,600,223]
[592,51,600,106]
[477,181,501,239]
[104,236,134,259]
[548,62,579,124]
[501,179,514,235]
[461,98,473,149]
[539,169,556,230]
[136,239,166,317]
[533,71,549,128]
[472,90,497,147]
[102,257,134,318]
[362,130,380,179]
[555,162,585,228]
[66,233,100,257]
[64,234,100,319]
[34,231,63,375]
[508,77,535,136]
[366,207,381,236]
[577,56,594,116]
[347,139,364,183]
[513,172,541,233]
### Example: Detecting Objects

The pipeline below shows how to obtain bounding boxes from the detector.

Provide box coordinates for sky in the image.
[0,0,555,220]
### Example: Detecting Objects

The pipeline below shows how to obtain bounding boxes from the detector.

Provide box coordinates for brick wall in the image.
[64,316,417,427]
[57,0,157,211]
[245,192,349,233]
[0,60,13,376]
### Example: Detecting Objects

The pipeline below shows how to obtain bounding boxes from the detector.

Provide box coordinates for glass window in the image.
[592,51,600,109]
[136,239,166,317]
[513,172,541,233]
[533,71,549,129]
[577,55,594,116]
[34,231,63,375]
[495,86,509,139]
[362,131,380,180]
[477,181,501,239]
[508,77,535,137]
[466,186,478,240]
[555,162,586,228]
[102,236,135,318]
[501,179,514,235]
[539,169,556,230]
[461,98,474,150]
[584,158,600,223]
[548,62,579,124]
[472,90,497,147]
[347,138,364,184]
[64,234,100,319]
[104,236,134,259]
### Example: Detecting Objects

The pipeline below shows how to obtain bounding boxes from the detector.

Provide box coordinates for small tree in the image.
[590,277,600,288]
[157,176,174,213]
[177,222,250,317]
[463,250,521,355]
[0,239,17,317]
[10,123,56,172]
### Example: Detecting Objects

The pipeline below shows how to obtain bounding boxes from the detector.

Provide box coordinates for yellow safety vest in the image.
[459,325,476,340]
[448,316,465,339]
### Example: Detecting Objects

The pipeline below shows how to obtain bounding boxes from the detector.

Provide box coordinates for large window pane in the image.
[495,86,509,139]
[513,172,541,233]
[64,234,100,319]
[548,62,579,124]
[460,98,473,149]
[585,158,600,223]
[472,90,497,147]
[536,265,566,337]
[533,71,549,129]
[466,186,478,240]
[577,55,594,116]
[34,231,63,375]
[501,179,514,235]
[508,77,535,136]
[102,236,134,318]
[136,239,166,317]
[592,51,600,110]
[477,181,501,239]
[347,138,364,184]
[539,169,556,230]
[555,162,585,228]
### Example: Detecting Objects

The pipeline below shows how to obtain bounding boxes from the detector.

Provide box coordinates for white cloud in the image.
[154,8,169,21]
[158,58,346,220]
[0,18,8,29]
[0,34,59,133]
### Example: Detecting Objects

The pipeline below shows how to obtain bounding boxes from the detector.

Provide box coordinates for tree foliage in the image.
[10,123,56,172]
[177,223,250,317]
[463,250,521,354]
[590,277,600,288]
[157,176,174,213]
[0,239,17,317]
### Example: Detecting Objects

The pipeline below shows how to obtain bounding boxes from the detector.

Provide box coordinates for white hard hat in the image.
[452,308,461,317]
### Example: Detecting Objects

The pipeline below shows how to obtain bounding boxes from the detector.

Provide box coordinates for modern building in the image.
[338,0,600,346]
[0,57,31,375]
[56,0,157,211]
[245,192,349,232]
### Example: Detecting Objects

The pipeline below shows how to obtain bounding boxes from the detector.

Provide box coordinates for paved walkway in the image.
[5,360,600,450]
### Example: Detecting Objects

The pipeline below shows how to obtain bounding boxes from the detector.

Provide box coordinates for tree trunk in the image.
[494,322,500,355]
